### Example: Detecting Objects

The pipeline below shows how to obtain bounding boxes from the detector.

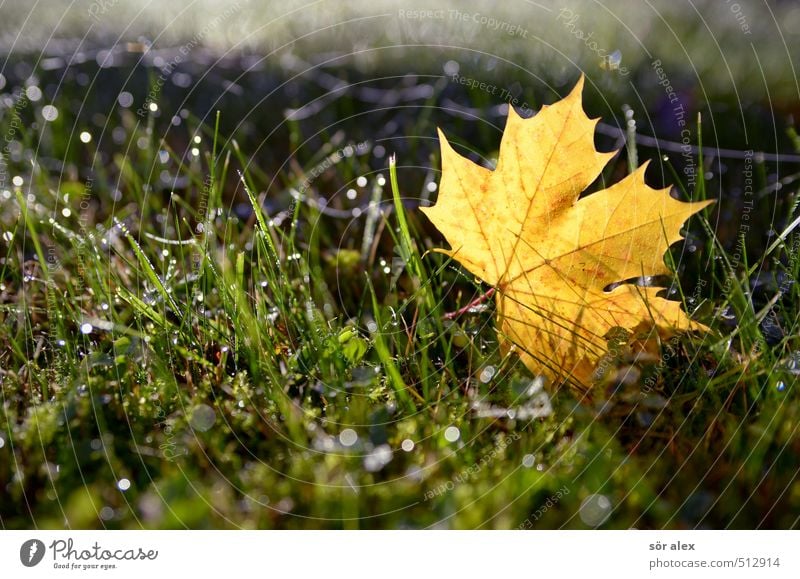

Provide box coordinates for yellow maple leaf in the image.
[421,75,713,391]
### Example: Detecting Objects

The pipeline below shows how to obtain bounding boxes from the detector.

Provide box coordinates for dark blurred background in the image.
[2,0,798,259]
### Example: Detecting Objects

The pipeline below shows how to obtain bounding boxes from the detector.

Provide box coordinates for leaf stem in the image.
[444,287,496,320]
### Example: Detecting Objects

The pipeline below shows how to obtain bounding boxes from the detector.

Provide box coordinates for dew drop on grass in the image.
[117,478,131,491]
[339,428,358,447]
[190,404,216,432]
[444,426,460,443]
[579,494,612,526]
[356,176,367,188]
[522,454,535,468]
[111,127,126,145]
[117,91,133,107]
[41,104,58,121]
[2,231,12,242]
[364,444,393,472]
[0,435,5,449]
[25,85,42,101]
[784,351,800,375]
[80,323,92,334]
[776,381,786,392]
[401,439,415,452]
[479,366,496,383]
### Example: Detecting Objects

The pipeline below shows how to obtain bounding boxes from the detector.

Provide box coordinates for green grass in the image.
[1,73,799,530]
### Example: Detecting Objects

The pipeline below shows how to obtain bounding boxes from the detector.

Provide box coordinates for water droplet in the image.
[579,494,612,526]
[444,426,460,443]
[117,91,133,107]
[61,208,71,218]
[401,439,415,452]
[25,85,42,102]
[80,323,93,334]
[190,404,216,432]
[356,176,367,188]
[117,478,131,491]
[426,181,437,193]
[2,231,13,242]
[479,366,496,383]
[99,506,114,521]
[363,444,393,472]
[522,454,535,468]
[0,436,5,449]
[783,351,800,375]
[41,104,58,121]
[443,60,460,75]
[79,131,92,143]
[776,381,786,392]
[339,428,358,447]
[12,176,23,187]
